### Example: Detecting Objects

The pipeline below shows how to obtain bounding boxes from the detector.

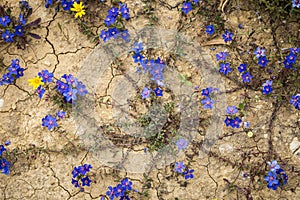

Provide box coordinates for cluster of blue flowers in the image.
[200,87,218,109]
[181,1,200,15]
[45,0,78,10]
[262,80,273,95]
[42,111,66,130]
[216,51,232,75]
[106,178,134,200]
[174,161,195,180]
[56,74,88,103]
[290,94,300,110]
[0,141,11,175]
[264,160,288,190]
[133,42,165,99]
[254,47,269,68]
[0,59,24,86]
[283,47,299,69]
[238,63,253,83]
[1,12,27,43]
[224,106,242,128]
[100,3,130,42]
[71,164,92,191]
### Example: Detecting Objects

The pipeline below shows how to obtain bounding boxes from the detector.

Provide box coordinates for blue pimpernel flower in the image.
[72,179,80,188]
[141,87,151,99]
[63,88,78,102]
[61,0,72,11]
[36,86,45,99]
[238,63,247,73]
[264,171,279,190]
[224,117,232,126]
[258,56,269,67]
[206,25,215,36]
[241,71,253,83]
[201,97,214,109]
[254,47,265,58]
[183,169,194,180]
[0,145,6,157]
[154,87,163,97]
[230,116,242,128]
[216,52,228,61]
[222,30,233,43]
[219,63,232,75]
[285,52,297,64]
[119,30,130,42]
[120,3,130,20]
[0,158,10,175]
[38,70,54,83]
[2,30,14,43]
[56,111,66,119]
[292,0,300,8]
[132,53,144,63]
[182,2,192,14]
[262,80,273,95]
[267,160,281,172]
[121,178,132,191]
[175,161,186,173]
[176,138,188,151]
[42,114,58,130]
[290,94,300,110]
[290,47,300,54]
[14,25,24,36]
[201,87,213,97]
[132,42,143,53]
[226,106,238,115]
[100,30,109,42]
[0,16,11,27]
[81,176,92,186]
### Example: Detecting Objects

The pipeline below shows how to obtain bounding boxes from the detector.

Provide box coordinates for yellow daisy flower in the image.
[28,76,44,89]
[71,2,86,18]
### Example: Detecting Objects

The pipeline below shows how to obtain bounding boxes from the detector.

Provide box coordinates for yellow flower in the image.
[28,77,44,89]
[70,2,86,18]
[247,131,254,138]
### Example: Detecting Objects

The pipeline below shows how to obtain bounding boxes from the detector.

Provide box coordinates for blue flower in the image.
[14,25,24,36]
[108,7,119,17]
[107,27,119,39]
[114,184,125,198]
[262,80,273,95]
[292,0,300,8]
[183,169,194,180]
[230,116,242,128]
[201,97,214,109]
[121,178,132,191]
[104,15,117,26]
[226,106,238,115]
[56,111,66,119]
[141,87,151,99]
[120,3,130,20]
[238,63,247,73]
[45,0,53,8]
[201,87,213,97]
[132,53,144,63]
[219,63,232,75]
[243,122,250,128]
[206,25,215,36]
[132,42,143,53]
[283,59,294,69]
[222,30,233,43]
[175,161,186,173]
[63,88,78,102]
[154,87,163,97]
[264,171,279,190]
[241,72,253,83]
[77,82,88,96]
[216,52,228,61]
[42,115,58,130]
[0,16,11,27]
[72,179,80,188]
[61,0,72,11]
[254,47,265,58]
[0,158,10,175]
[258,56,269,67]
[182,2,192,14]
[106,186,116,199]
[290,47,300,54]
[38,70,54,83]
[176,138,188,151]
[290,94,300,110]
[119,30,130,42]
[267,160,281,172]
[224,117,232,126]
[72,167,80,178]
[2,30,14,43]
[0,145,6,157]
[285,52,297,64]
[36,86,45,99]
[56,80,69,94]
[81,176,92,186]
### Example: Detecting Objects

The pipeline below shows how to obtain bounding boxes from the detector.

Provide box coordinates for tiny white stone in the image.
[0,99,3,108]
[290,138,300,153]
